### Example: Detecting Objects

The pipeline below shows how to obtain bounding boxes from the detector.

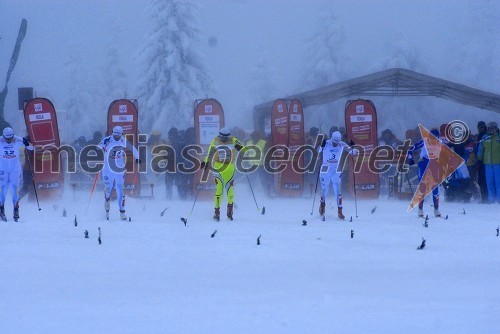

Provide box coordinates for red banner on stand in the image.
[280,98,304,196]
[24,98,63,198]
[344,99,379,198]
[193,98,225,200]
[270,99,289,196]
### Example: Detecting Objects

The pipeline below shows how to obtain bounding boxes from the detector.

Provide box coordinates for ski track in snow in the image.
[0,187,499,334]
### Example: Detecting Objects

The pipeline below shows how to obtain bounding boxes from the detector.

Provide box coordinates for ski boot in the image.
[338,207,345,220]
[227,203,233,221]
[120,210,127,221]
[418,208,424,218]
[0,205,6,222]
[319,197,326,221]
[213,207,220,221]
[13,204,19,222]
[434,207,441,217]
[105,197,110,220]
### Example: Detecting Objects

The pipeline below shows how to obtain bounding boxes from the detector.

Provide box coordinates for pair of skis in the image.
[419,213,448,221]
[320,214,345,222]
[106,211,129,221]
[214,216,233,222]
[213,210,233,222]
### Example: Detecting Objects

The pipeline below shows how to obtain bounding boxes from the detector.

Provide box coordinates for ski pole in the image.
[309,136,325,216]
[246,172,260,211]
[25,151,41,211]
[189,160,211,215]
[190,182,202,214]
[351,156,358,218]
[310,166,321,215]
[405,172,414,194]
[85,172,99,215]
[397,159,414,195]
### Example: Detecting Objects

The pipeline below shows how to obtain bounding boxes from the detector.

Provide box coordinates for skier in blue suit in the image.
[407,129,442,217]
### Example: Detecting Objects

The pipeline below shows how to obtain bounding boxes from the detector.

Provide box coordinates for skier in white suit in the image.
[318,131,358,220]
[98,126,140,220]
[0,127,34,222]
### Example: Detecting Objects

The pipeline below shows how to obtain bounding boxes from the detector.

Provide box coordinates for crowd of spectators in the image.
[378,121,499,204]
[160,127,196,200]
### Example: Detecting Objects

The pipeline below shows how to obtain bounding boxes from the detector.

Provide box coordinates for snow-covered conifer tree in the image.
[135,0,213,133]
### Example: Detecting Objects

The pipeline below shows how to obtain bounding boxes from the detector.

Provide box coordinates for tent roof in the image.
[253,68,500,128]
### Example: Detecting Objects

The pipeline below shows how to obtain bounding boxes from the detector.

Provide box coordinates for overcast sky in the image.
[1,0,499,137]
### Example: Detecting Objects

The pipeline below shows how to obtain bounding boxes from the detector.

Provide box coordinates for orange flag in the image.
[408,124,464,211]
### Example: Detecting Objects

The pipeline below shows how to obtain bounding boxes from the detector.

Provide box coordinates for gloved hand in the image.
[321,139,326,148]
[135,158,142,165]
[200,161,206,170]
[408,158,415,166]
[23,137,30,146]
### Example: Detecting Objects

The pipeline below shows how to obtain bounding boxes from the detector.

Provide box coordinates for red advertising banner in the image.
[270,99,289,196]
[193,98,225,199]
[288,99,305,154]
[344,99,379,198]
[107,99,140,197]
[23,98,63,198]
[280,98,304,196]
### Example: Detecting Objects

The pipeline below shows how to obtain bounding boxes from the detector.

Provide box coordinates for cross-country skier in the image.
[98,126,140,220]
[0,127,33,222]
[200,128,244,221]
[318,131,359,220]
[407,128,443,217]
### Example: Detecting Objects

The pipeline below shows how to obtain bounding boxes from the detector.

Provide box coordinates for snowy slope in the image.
[0,186,499,334]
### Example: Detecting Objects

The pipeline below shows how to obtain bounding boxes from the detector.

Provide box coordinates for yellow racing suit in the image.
[204,135,244,209]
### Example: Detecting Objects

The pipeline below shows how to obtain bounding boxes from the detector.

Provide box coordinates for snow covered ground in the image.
[0,184,499,334]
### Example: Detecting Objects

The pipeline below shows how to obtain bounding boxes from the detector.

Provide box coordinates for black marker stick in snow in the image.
[417,238,426,250]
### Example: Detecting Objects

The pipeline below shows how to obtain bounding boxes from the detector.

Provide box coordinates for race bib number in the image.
[327,153,338,164]
[111,149,123,159]
[2,149,16,159]
[217,147,231,162]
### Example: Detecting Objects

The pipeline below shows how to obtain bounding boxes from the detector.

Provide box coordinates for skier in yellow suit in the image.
[200,128,244,221]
